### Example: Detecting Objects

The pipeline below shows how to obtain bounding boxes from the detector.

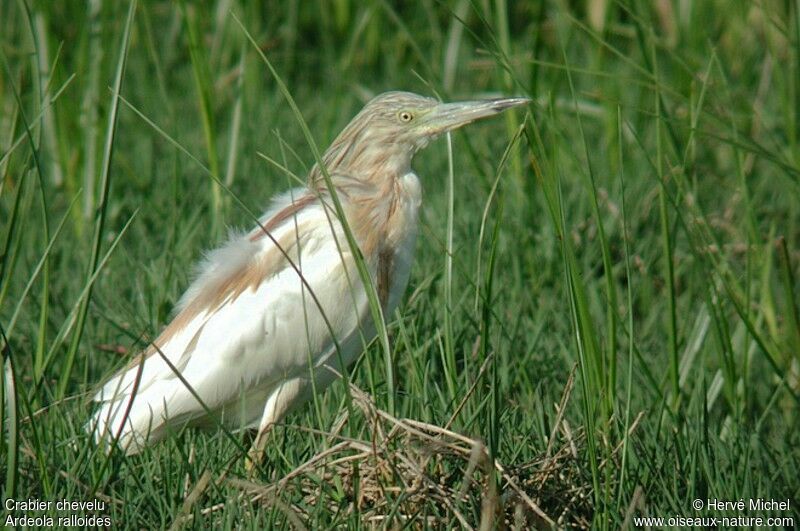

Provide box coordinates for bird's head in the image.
[316,91,529,185]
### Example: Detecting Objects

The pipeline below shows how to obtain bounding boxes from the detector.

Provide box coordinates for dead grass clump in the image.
[217,380,617,529]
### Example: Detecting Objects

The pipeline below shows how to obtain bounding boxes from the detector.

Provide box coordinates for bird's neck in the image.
[323,166,419,262]
[308,139,419,260]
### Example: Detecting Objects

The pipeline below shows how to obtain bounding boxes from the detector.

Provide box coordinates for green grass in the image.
[2,0,799,528]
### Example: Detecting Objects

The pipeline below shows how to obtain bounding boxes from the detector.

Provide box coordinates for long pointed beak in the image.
[423,97,529,135]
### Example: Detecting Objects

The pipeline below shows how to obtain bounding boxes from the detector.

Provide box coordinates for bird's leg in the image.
[244,377,304,475]
[244,425,274,474]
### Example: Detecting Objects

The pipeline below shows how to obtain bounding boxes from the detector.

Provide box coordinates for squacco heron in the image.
[88,91,528,457]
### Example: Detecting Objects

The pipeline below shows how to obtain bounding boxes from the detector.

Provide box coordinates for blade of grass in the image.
[223,41,246,188]
[36,209,139,393]
[615,105,637,511]
[651,40,680,417]
[442,132,457,407]
[58,0,136,398]
[80,0,103,223]
[525,103,602,510]
[563,44,619,427]
[5,192,79,345]
[2,323,19,499]
[0,163,26,304]
[1,43,53,404]
[180,1,222,237]
[777,237,800,356]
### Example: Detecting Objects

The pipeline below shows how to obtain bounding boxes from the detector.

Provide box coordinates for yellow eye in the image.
[398,111,414,123]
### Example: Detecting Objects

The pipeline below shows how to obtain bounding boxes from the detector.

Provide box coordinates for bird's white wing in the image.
[90,195,372,453]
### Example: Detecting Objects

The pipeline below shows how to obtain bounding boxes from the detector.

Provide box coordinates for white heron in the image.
[88,91,528,461]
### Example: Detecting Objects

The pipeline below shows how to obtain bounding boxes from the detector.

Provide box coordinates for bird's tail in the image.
[86,382,177,455]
